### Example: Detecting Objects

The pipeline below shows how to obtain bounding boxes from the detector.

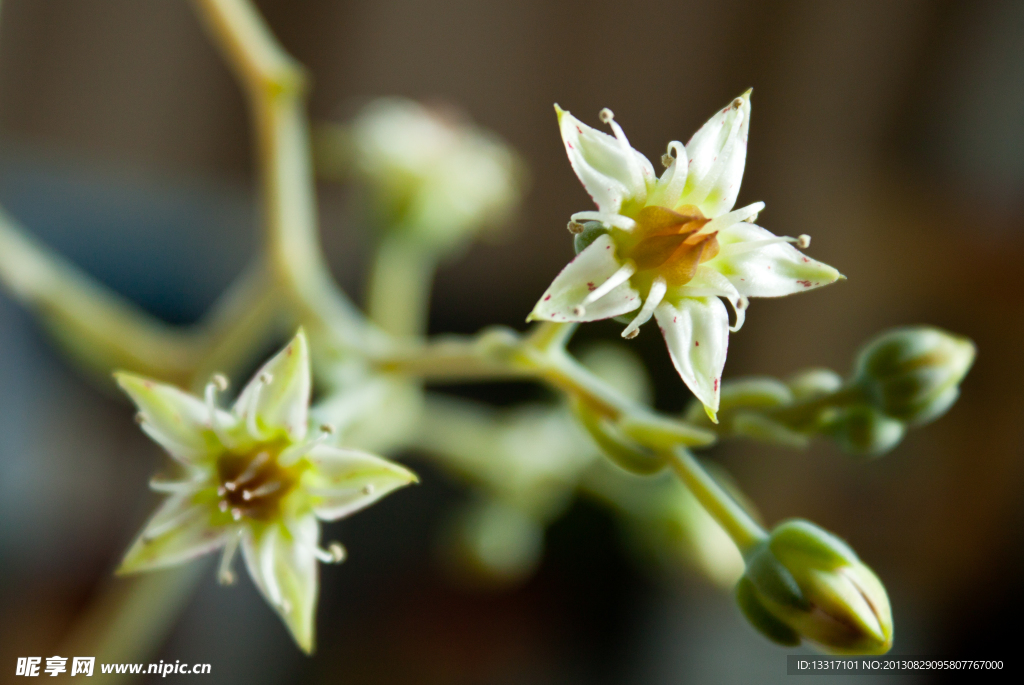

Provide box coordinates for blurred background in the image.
[1,0,1022,682]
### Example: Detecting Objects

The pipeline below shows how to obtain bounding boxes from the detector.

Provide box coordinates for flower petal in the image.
[654,297,730,417]
[711,222,842,297]
[242,516,319,654]
[233,331,311,442]
[118,495,227,573]
[556,105,647,214]
[528,234,641,323]
[304,444,417,521]
[681,91,751,217]
[115,373,226,464]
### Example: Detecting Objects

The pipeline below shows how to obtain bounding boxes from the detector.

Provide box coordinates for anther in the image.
[362,484,375,496]
[732,97,744,109]
[661,152,675,168]
[212,373,229,391]
[623,328,640,339]
[218,500,229,512]
[230,508,243,521]
[328,542,347,563]
[572,305,586,317]
[218,569,236,586]
[567,220,585,234]
[599,108,614,124]
[224,481,237,492]
[134,412,146,425]
[797,234,811,248]
[743,212,759,223]
[217,486,227,496]
[319,423,336,435]
[260,372,273,384]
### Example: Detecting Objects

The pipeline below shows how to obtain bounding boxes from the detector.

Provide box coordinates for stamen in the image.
[362,484,375,496]
[571,211,636,231]
[230,508,243,521]
[218,500,229,512]
[661,152,674,169]
[732,97,744,109]
[572,305,586,317]
[567,220,585,234]
[312,541,347,564]
[599,107,614,124]
[241,480,281,501]
[278,425,334,467]
[797,234,811,248]
[731,295,749,332]
[205,374,237,449]
[582,261,636,306]
[228,450,271,489]
[621,277,667,339]
[599,107,646,201]
[217,531,241,585]
[718,235,806,258]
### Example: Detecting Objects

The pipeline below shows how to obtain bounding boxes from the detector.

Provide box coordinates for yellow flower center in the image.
[618,205,718,288]
[216,440,305,521]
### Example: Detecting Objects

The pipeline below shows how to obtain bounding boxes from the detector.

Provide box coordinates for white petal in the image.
[528,234,641,323]
[681,92,751,217]
[654,297,730,416]
[234,331,311,441]
[115,373,226,464]
[304,444,417,521]
[242,516,319,653]
[710,222,842,297]
[556,105,648,214]
[118,495,226,573]
[678,266,747,331]
[703,201,765,233]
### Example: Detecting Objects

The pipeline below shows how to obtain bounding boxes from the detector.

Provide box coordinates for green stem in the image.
[365,233,437,336]
[665,447,766,554]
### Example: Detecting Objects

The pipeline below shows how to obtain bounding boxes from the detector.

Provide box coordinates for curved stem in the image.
[192,0,383,354]
[665,447,766,554]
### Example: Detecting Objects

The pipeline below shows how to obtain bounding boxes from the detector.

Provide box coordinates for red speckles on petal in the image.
[567,142,574,150]
[714,378,719,391]
[694,340,699,346]
[673,317,678,323]
[796,280,812,288]
[576,126,583,134]
[143,381,154,389]
[801,257,810,263]
[287,345,293,356]
[543,295,551,301]
[587,282,596,291]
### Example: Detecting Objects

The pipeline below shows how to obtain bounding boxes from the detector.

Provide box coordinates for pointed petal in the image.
[529,234,641,323]
[118,495,227,573]
[654,297,730,415]
[242,516,319,653]
[234,331,311,441]
[115,373,226,464]
[711,222,842,297]
[556,105,647,214]
[681,91,751,217]
[304,444,417,521]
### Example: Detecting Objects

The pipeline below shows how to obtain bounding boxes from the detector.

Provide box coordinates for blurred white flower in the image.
[115,331,416,653]
[530,93,841,418]
[351,97,527,251]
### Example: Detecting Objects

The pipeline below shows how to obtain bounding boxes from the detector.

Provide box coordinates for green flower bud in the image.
[737,520,893,654]
[787,368,844,401]
[826,405,906,457]
[573,221,610,254]
[852,326,975,426]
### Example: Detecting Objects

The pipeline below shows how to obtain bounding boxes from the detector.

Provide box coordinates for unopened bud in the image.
[737,520,893,654]
[853,326,975,425]
[573,221,611,255]
[826,405,906,457]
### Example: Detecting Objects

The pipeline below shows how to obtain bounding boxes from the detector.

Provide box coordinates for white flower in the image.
[114,331,416,653]
[351,97,526,250]
[529,93,842,419]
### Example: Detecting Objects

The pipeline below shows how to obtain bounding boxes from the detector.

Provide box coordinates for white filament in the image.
[621,277,667,339]
[583,261,637,306]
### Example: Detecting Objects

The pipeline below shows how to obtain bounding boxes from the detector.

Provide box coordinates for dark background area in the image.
[1,1,1022,682]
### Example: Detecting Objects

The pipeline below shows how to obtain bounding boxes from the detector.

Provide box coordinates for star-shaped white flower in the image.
[529,92,842,419]
[114,331,416,653]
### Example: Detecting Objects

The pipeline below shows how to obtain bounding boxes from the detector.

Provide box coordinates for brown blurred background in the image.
[1,0,1022,683]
